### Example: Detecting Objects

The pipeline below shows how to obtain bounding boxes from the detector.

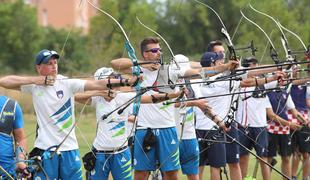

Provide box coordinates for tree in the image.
[0,0,43,73]
[39,27,90,75]
[87,0,158,70]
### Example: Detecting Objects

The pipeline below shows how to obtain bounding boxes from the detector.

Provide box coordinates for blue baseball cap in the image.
[35,49,60,65]
[200,52,224,67]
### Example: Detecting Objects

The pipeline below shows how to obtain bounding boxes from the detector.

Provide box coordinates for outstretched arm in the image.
[84,75,141,91]
[0,75,47,90]
[75,90,112,104]
[140,90,183,104]
[240,71,285,87]
[183,60,239,78]
[111,58,133,74]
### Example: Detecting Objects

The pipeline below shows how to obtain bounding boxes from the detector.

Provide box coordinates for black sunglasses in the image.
[145,48,162,53]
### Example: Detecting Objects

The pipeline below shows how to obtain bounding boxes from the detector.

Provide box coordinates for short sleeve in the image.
[264,81,277,89]
[286,95,296,110]
[21,84,35,94]
[68,79,86,94]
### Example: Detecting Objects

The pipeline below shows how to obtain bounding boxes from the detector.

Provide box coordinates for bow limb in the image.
[249,4,293,61]
[240,10,276,53]
[277,22,307,51]
[248,5,298,96]
[86,0,141,117]
[192,0,237,60]
[192,0,227,31]
[240,10,280,64]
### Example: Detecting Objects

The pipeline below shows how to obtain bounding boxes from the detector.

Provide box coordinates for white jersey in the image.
[236,82,276,127]
[21,75,85,151]
[175,106,196,140]
[137,66,185,128]
[236,88,271,127]
[91,93,135,151]
[194,78,241,130]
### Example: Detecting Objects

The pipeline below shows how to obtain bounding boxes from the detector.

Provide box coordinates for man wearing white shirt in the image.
[0,49,140,180]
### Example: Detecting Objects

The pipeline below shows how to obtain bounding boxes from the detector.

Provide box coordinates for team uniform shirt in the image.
[137,66,185,128]
[194,77,241,130]
[267,91,295,134]
[91,93,135,151]
[21,75,85,151]
[175,107,196,140]
[0,96,23,167]
[124,104,135,138]
[236,82,275,127]
[126,121,135,138]
[287,85,309,124]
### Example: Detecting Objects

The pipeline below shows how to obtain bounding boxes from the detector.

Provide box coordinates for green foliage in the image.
[87,0,158,71]
[0,0,309,75]
[0,0,42,73]
[39,27,90,75]
[156,0,309,64]
[157,0,212,56]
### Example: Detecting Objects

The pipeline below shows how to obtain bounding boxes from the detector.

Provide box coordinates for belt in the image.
[94,146,128,154]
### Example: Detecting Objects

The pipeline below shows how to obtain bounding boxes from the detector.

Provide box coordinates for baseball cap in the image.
[35,49,60,65]
[93,67,115,80]
[242,57,258,67]
[172,54,190,70]
[200,52,224,67]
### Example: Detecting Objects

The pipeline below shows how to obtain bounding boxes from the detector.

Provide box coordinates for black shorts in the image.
[225,124,240,163]
[196,129,226,168]
[291,127,310,153]
[267,133,292,157]
[239,127,268,157]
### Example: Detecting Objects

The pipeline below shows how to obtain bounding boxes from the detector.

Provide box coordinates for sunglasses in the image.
[145,48,162,53]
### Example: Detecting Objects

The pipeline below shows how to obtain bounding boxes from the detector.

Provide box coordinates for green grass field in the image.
[22,112,291,180]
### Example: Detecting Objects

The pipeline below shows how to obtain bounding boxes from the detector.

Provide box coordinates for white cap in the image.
[93,67,114,80]
[172,54,190,70]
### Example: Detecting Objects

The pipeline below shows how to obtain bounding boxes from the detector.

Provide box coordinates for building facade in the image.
[25,0,98,34]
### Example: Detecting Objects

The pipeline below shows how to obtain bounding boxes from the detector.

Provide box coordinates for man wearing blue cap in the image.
[196,50,285,180]
[0,49,141,180]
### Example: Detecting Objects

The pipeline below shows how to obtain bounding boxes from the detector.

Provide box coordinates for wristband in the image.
[163,93,169,101]
[151,95,158,103]
[106,77,112,89]
[44,76,48,85]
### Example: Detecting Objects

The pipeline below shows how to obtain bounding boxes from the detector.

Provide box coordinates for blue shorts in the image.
[179,139,199,175]
[133,127,180,172]
[225,124,240,163]
[88,148,132,180]
[196,130,226,168]
[239,127,268,157]
[33,149,82,180]
[0,161,16,179]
